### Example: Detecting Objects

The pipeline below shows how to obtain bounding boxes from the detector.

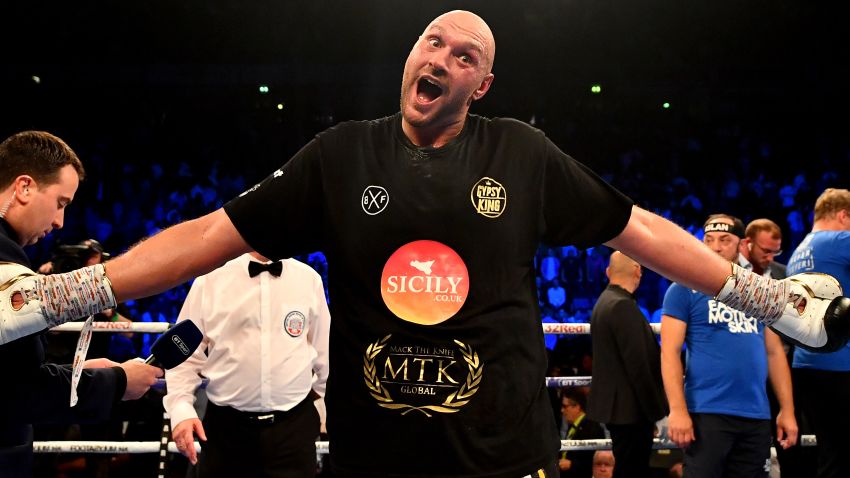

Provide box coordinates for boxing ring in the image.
[38,321,817,471]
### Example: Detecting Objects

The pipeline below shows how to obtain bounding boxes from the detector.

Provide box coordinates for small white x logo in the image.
[362,186,389,215]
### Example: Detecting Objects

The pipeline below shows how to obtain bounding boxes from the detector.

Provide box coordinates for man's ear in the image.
[471,73,495,101]
[14,176,34,203]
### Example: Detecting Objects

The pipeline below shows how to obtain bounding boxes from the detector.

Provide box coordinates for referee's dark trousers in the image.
[198,397,320,478]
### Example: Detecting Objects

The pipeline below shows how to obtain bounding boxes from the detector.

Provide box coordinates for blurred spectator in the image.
[592,450,615,478]
[560,246,585,293]
[585,247,608,289]
[558,388,605,478]
[668,462,683,478]
[540,247,562,283]
[547,279,567,309]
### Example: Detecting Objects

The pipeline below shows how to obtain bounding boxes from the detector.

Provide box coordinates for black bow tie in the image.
[248,260,282,278]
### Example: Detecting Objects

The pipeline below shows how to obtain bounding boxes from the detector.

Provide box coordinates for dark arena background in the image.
[2,1,847,477]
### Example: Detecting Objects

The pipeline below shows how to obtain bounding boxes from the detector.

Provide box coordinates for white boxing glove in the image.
[716,264,850,352]
[0,262,116,345]
[774,273,850,352]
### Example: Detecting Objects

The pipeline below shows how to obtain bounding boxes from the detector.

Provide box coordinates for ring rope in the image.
[545,376,592,387]
[560,436,817,450]
[542,322,661,335]
[47,322,660,335]
[33,441,200,454]
[154,374,800,391]
[150,375,594,391]
[51,321,171,333]
[32,436,817,455]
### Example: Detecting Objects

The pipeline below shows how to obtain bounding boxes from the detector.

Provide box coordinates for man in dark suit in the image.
[559,388,605,478]
[739,218,787,279]
[587,251,668,478]
[0,131,162,476]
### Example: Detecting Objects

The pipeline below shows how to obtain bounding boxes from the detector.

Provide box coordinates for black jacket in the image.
[0,219,126,475]
[767,261,787,279]
[559,415,605,478]
[739,255,787,280]
[587,284,668,425]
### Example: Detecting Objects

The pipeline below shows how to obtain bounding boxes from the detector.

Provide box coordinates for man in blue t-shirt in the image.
[661,214,798,478]
[787,188,850,478]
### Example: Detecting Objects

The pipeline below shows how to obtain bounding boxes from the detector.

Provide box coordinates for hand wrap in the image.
[716,263,850,351]
[0,263,116,345]
[714,263,788,325]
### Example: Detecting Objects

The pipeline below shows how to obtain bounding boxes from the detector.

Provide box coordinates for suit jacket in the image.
[587,284,668,425]
[738,254,786,279]
[0,219,126,474]
[559,414,605,478]
[767,261,787,279]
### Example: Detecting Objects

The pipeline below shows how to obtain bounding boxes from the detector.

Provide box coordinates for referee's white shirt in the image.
[163,253,330,428]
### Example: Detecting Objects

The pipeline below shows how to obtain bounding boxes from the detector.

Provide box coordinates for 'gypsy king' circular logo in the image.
[380,240,469,325]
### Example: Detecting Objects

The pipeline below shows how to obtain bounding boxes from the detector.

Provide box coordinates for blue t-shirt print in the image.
[663,283,770,419]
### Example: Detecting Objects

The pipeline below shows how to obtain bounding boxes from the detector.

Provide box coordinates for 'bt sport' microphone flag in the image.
[145,320,203,369]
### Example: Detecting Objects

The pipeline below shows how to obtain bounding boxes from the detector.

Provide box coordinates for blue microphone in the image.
[144,320,203,369]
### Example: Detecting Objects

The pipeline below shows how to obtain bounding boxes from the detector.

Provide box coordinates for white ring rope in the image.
[562,436,817,450]
[33,436,817,455]
[542,322,661,335]
[51,321,171,333]
[152,374,811,391]
[545,376,592,387]
[33,441,201,454]
[151,375,589,390]
[48,322,659,335]
[150,376,593,390]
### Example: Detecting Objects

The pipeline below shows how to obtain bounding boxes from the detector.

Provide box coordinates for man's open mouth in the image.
[416,77,444,103]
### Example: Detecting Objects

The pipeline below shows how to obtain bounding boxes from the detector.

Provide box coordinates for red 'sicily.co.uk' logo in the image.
[380,240,469,325]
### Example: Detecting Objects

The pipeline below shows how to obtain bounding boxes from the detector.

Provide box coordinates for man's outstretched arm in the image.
[105,208,251,302]
[606,205,730,295]
[608,205,850,351]
[0,208,251,345]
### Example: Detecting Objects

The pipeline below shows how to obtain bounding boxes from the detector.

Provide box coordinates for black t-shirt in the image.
[224,113,633,478]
